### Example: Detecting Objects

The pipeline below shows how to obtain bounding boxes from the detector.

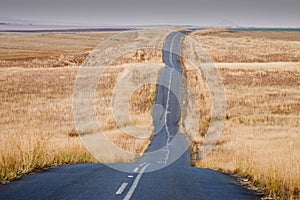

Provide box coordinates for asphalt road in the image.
[0,31,261,200]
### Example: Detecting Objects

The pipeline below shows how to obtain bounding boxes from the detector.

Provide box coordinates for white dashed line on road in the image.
[169,34,177,67]
[133,167,139,173]
[139,162,147,167]
[123,163,150,200]
[116,183,128,195]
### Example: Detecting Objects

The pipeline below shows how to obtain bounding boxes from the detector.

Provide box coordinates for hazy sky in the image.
[0,0,299,27]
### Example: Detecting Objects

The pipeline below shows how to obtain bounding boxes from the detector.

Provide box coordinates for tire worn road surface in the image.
[0,31,261,200]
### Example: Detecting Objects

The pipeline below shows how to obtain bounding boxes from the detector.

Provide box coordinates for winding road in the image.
[0,31,260,200]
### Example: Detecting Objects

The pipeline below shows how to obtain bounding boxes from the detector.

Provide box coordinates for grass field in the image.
[0,29,299,199]
[0,30,169,183]
[183,29,300,199]
[189,28,300,63]
[0,32,113,67]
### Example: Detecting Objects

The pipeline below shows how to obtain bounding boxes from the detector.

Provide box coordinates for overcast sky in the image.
[0,0,299,27]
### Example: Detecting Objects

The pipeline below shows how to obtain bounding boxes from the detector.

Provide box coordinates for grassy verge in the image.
[0,132,95,183]
[182,29,300,199]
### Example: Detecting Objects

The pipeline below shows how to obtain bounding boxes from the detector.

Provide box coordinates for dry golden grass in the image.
[190,29,300,62]
[183,29,300,199]
[0,65,161,183]
[82,64,163,162]
[0,66,95,183]
[202,63,299,199]
[0,30,169,183]
[0,33,113,68]
[181,67,211,158]
[0,132,95,183]
[2,29,299,200]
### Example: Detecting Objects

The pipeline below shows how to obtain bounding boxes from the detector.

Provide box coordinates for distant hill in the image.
[217,19,239,28]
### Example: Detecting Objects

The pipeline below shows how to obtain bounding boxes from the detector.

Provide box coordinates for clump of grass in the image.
[0,132,95,183]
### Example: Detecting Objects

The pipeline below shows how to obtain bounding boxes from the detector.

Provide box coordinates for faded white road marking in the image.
[116,183,128,195]
[164,149,170,164]
[123,163,150,200]
[138,162,147,167]
[133,167,139,173]
[169,34,177,67]
[165,68,173,141]
[162,67,174,164]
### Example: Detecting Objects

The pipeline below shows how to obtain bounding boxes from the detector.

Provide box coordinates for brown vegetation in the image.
[190,29,300,62]
[0,30,168,183]
[1,29,299,200]
[183,29,300,199]
[0,33,113,68]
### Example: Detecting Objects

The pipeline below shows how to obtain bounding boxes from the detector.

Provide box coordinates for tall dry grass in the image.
[203,63,300,199]
[0,66,94,183]
[0,65,161,183]
[0,132,94,183]
[182,30,300,199]
[0,30,169,183]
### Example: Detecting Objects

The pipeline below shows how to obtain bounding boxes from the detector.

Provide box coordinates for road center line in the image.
[116,182,128,195]
[169,34,177,67]
[123,163,150,200]
[164,149,170,164]
[138,162,147,167]
[165,68,173,141]
[133,167,139,173]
